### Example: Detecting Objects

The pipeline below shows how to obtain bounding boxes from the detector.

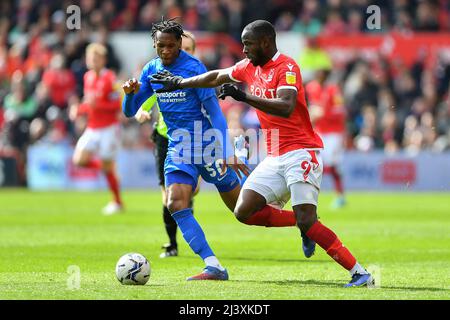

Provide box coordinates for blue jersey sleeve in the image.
[202,96,234,159]
[122,63,155,117]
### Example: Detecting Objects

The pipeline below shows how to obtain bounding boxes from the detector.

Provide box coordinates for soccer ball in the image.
[115,253,151,285]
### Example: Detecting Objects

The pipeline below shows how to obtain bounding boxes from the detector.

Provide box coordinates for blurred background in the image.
[0,0,449,192]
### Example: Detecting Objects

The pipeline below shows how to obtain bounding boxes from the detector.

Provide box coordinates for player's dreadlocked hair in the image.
[151,17,185,40]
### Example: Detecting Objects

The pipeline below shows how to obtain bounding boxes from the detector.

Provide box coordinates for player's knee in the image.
[72,156,80,166]
[72,154,84,166]
[233,203,252,223]
[73,150,91,167]
[166,197,190,214]
[295,206,318,233]
[101,160,113,172]
[166,199,181,214]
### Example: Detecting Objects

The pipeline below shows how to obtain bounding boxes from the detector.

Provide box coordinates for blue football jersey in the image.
[139,51,217,152]
[123,50,240,191]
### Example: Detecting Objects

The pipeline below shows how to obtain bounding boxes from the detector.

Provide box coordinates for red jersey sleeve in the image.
[275,60,302,93]
[229,59,249,83]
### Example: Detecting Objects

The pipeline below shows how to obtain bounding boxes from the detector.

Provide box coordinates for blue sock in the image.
[171,208,214,260]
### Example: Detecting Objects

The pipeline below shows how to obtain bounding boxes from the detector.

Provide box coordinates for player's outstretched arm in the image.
[151,69,232,92]
[181,68,232,88]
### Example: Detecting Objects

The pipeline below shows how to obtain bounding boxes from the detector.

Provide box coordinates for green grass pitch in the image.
[0,189,449,300]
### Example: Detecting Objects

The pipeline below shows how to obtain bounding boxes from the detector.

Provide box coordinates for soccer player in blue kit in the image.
[122,19,301,281]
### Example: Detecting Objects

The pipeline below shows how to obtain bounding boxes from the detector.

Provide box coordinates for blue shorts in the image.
[164,158,240,193]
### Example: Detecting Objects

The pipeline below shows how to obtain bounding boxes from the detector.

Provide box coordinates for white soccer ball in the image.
[115,253,151,285]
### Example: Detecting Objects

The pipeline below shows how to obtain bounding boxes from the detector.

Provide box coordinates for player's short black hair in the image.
[244,20,276,42]
[151,17,184,40]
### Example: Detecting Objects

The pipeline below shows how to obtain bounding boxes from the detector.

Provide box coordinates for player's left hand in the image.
[135,108,151,123]
[217,83,247,102]
[150,70,184,93]
[221,155,250,180]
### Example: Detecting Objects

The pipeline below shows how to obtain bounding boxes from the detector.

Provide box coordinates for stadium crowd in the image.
[0,0,449,184]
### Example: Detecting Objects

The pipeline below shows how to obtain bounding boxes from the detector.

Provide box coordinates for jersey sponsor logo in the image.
[156,91,187,103]
[286,71,296,85]
[250,85,276,99]
[287,63,294,71]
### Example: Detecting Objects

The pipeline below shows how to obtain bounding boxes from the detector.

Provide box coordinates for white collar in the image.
[271,51,281,61]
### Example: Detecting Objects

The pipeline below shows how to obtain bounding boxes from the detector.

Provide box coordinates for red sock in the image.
[306,221,356,270]
[329,166,344,195]
[85,159,102,170]
[105,171,122,205]
[244,205,296,227]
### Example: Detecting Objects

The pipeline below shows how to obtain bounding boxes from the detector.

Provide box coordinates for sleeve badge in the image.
[286,71,296,84]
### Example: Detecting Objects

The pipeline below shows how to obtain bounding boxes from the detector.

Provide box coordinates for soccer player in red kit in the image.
[70,43,123,215]
[152,20,373,287]
[306,67,347,209]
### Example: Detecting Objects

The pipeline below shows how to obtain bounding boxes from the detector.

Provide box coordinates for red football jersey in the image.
[305,80,346,134]
[230,52,323,155]
[78,69,121,129]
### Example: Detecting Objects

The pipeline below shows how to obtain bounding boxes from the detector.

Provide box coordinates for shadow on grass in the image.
[223,256,330,263]
[238,279,449,292]
[177,255,329,264]
[376,285,449,292]
[241,279,343,288]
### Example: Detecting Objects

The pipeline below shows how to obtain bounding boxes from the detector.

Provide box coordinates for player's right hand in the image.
[134,108,151,123]
[150,70,183,93]
[122,78,141,95]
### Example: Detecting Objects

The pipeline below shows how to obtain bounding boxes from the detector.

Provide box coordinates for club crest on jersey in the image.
[286,71,296,84]
[261,68,275,83]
